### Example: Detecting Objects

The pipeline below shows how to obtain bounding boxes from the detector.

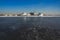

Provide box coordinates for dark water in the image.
[0,17,60,30]
[0,17,60,40]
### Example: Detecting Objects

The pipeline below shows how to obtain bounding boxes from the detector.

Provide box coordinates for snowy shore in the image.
[0,16,60,17]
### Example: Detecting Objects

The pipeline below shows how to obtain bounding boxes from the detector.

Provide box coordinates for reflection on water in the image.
[0,17,60,30]
[0,17,60,40]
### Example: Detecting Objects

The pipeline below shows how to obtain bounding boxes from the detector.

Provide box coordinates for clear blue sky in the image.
[0,0,60,14]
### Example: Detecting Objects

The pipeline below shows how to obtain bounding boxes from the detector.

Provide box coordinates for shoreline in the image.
[0,16,60,17]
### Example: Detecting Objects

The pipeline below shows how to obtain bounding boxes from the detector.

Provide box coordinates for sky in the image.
[0,0,60,14]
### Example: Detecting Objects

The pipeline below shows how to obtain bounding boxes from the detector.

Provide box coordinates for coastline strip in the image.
[0,16,60,17]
